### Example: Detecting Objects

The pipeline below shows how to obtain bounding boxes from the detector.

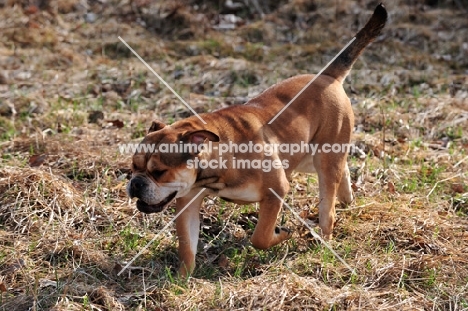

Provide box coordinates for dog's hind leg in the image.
[313,152,348,240]
[337,162,353,204]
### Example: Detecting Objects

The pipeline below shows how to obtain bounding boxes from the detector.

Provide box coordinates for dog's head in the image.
[127,120,219,213]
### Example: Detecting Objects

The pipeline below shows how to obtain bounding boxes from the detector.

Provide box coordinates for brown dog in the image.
[127,4,387,277]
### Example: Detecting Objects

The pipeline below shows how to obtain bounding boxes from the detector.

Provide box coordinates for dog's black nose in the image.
[129,177,145,198]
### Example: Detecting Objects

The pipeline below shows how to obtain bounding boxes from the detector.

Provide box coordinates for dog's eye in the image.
[151,170,166,179]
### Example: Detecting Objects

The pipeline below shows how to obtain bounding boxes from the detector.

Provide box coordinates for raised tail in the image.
[322,3,387,83]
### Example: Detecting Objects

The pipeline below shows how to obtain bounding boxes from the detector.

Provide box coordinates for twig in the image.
[278,283,288,309]
[397,254,406,289]
[454,156,468,168]
[336,201,377,212]
[278,244,289,266]
[380,98,387,169]
[426,174,460,199]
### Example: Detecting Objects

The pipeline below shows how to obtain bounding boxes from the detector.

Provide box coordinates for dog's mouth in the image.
[136,191,177,214]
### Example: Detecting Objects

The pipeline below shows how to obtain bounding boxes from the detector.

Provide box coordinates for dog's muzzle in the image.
[135,191,177,214]
[128,176,177,213]
[128,176,147,199]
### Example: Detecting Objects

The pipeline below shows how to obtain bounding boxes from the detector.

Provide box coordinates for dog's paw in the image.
[251,226,293,249]
[275,226,293,239]
[322,233,333,241]
[338,194,354,206]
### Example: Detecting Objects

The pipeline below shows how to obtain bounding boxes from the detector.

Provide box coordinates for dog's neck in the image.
[193,174,225,193]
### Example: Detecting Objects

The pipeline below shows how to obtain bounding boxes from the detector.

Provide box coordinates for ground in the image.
[0,0,467,310]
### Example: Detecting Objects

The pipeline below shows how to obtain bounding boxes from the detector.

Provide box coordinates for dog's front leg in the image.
[251,190,293,250]
[175,192,205,278]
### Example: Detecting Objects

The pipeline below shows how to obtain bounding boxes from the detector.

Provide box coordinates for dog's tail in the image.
[323,3,387,83]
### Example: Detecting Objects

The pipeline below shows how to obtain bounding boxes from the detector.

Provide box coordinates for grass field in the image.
[1,0,467,310]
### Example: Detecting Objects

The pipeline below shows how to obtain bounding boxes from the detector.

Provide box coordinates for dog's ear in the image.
[148,120,166,133]
[187,130,219,144]
[182,130,219,155]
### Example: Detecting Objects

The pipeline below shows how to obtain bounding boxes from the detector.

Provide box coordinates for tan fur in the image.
[127,4,387,277]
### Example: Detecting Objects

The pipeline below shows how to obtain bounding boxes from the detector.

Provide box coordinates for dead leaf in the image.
[0,282,7,292]
[437,211,448,217]
[27,20,41,28]
[29,154,46,167]
[358,213,374,221]
[218,254,229,269]
[299,209,308,219]
[451,183,465,194]
[134,0,151,8]
[372,145,384,158]
[24,5,39,15]
[387,181,396,194]
[105,119,124,128]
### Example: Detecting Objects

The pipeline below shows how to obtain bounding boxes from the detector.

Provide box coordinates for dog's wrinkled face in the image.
[127,120,218,213]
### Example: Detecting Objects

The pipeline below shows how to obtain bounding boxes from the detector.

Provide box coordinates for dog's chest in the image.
[294,155,317,174]
[217,183,262,204]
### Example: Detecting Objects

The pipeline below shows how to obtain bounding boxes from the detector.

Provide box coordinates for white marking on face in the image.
[173,168,197,198]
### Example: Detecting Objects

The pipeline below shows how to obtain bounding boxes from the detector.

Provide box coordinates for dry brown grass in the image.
[1,0,467,310]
